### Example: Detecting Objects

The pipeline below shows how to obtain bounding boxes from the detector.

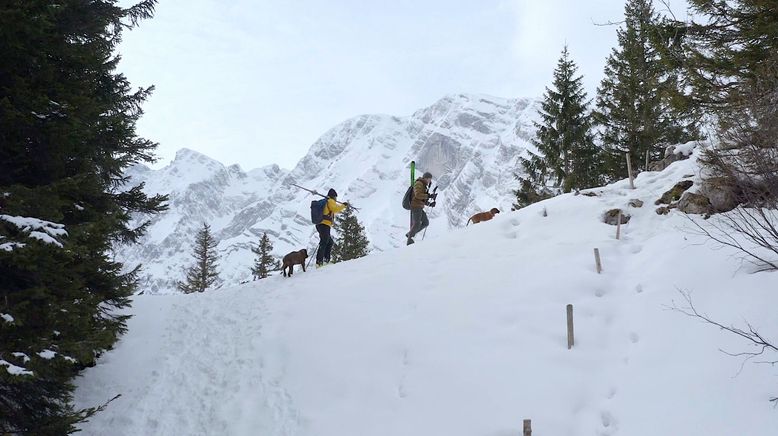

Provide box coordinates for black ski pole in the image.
[422,186,437,241]
[307,243,319,269]
[291,183,360,211]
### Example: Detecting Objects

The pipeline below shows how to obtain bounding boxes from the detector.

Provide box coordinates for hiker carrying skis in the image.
[316,188,348,267]
[406,172,436,245]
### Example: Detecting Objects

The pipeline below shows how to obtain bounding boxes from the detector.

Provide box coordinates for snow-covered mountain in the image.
[120,93,539,293]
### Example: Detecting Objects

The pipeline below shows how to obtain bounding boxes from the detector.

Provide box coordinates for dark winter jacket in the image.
[410,178,429,209]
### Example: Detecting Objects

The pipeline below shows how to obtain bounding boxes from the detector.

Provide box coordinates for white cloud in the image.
[118,0,626,170]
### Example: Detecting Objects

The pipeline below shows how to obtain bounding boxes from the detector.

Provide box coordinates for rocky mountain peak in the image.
[118,94,540,293]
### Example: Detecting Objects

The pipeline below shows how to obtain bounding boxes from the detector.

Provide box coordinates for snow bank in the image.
[75,151,778,435]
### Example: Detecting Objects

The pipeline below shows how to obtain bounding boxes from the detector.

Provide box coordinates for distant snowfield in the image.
[75,152,778,435]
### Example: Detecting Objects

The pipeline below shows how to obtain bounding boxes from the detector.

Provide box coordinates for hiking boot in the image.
[406,237,415,245]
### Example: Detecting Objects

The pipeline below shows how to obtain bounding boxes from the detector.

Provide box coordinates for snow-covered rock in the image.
[120,93,539,293]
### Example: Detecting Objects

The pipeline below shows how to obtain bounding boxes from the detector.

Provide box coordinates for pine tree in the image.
[251,232,280,280]
[595,0,699,179]
[0,1,165,433]
[654,1,778,202]
[515,46,602,208]
[513,178,554,210]
[178,223,220,293]
[653,0,778,118]
[331,207,370,263]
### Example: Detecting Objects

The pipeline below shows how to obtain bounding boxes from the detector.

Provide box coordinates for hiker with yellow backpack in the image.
[310,188,348,267]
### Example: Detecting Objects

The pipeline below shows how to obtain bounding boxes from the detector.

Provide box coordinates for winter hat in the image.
[327,188,338,198]
[422,172,433,180]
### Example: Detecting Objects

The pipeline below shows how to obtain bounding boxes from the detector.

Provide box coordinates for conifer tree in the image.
[178,224,220,293]
[0,1,165,432]
[515,46,601,208]
[331,207,370,263]
[251,232,280,280]
[654,0,778,117]
[595,0,699,179]
[654,1,778,202]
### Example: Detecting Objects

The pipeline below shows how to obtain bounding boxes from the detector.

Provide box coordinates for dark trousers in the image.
[408,208,429,239]
[316,224,333,264]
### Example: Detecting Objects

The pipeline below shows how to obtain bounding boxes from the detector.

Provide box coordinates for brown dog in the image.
[282,249,308,277]
[467,208,500,226]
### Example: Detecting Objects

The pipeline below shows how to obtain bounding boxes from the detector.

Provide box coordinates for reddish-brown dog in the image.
[467,208,500,226]
[282,249,308,277]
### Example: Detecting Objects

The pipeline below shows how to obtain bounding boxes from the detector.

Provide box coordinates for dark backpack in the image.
[310,198,328,224]
[401,185,414,210]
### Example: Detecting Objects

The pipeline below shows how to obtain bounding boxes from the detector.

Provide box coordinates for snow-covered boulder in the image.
[649,142,696,172]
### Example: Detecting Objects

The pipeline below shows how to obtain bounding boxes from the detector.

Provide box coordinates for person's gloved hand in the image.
[428,201,436,208]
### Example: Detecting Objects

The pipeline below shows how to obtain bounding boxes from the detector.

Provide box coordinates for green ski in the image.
[410,161,415,230]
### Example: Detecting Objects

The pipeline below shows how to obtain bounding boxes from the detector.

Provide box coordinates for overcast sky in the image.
[118,0,637,170]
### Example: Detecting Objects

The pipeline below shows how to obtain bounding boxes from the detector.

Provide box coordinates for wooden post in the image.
[594,248,602,273]
[645,149,650,170]
[626,153,635,189]
[567,304,575,349]
[523,419,532,436]
[616,211,622,240]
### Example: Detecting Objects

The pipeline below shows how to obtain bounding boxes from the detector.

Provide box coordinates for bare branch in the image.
[592,18,626,27]
[669,290,778,370]
[656,0,679,21]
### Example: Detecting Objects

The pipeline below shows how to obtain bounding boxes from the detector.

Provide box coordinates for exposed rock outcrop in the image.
[628,199,644,208]
[603,209,631,225]
[656,180,694,205]
[677,192,713,215]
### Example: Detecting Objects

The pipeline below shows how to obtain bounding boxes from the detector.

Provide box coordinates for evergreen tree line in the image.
[516,0,735,208]
[176,209,370,292]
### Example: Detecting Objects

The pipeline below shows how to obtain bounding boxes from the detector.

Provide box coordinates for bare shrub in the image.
[670,290,777,405]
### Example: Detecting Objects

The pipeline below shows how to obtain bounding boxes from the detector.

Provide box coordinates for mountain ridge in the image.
[120,93,540,293]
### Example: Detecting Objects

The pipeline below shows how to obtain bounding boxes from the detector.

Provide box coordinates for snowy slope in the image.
[119,93,538,293]
[76,151,778,435]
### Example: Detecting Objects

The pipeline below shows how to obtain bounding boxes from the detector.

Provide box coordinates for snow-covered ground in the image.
[75,152,778,435]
